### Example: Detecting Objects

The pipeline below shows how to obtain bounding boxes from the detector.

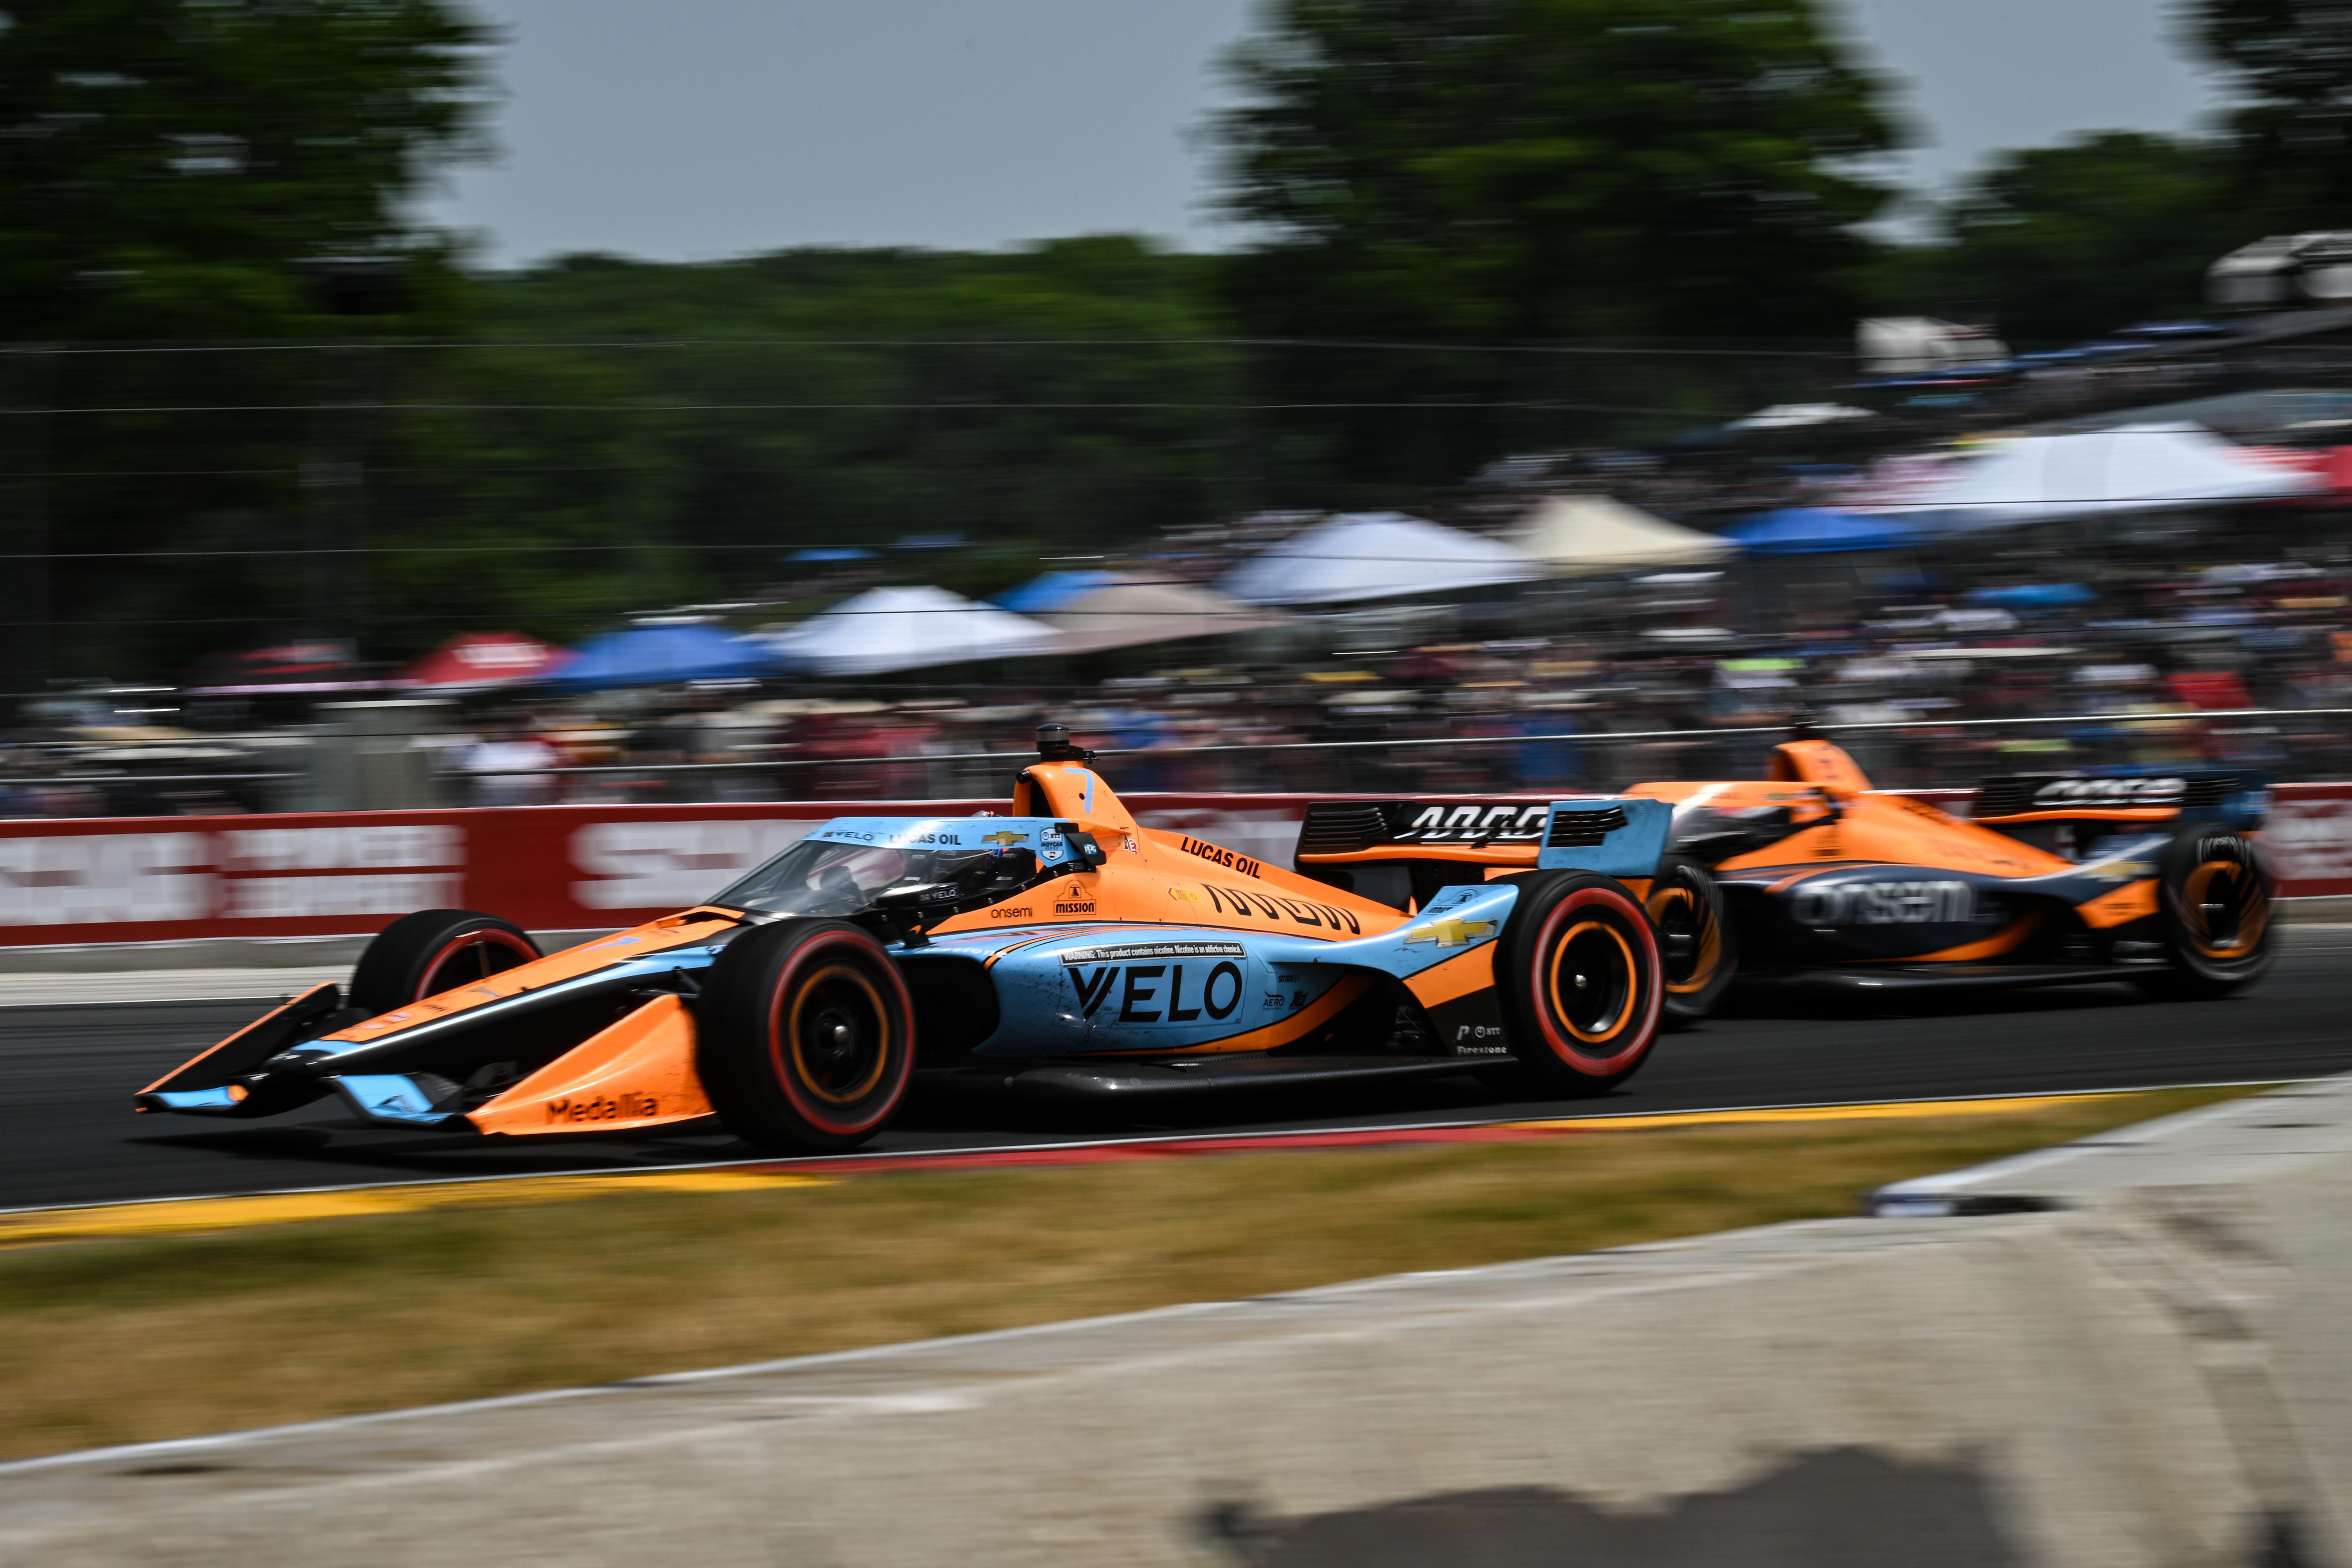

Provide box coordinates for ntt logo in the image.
[1792,880,1975,927]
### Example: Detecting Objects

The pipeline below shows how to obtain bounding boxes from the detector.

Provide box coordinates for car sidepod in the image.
[916,797,1674,1068]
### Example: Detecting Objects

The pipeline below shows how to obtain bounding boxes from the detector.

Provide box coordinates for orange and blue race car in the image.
[1296,725,2273,1023]
[136,725,1681,1152]
[136,724,2273,1154]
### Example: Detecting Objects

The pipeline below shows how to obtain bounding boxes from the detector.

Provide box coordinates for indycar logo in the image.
[1399,803,1550,843]
[1791,880,1976,927]
[1404,918,1495,947]
[2032,776,2188,807]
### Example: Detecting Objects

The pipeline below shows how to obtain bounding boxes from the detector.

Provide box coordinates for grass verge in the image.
[0,1085,2256,1460]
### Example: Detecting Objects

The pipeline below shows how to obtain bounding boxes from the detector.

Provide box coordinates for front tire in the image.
[697,919,916,1153]
[2135,828,2276,1000]
[349,909,541,1014]
[1645,855,1737,1028]
[1495,871,1665,1095]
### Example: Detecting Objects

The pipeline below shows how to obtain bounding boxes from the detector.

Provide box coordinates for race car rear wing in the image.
[1970,769,2268,829]
[1295,797,1671,879]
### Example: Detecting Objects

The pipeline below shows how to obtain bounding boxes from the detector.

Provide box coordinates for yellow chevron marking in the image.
[1403,918,1495,947]
[0,1170,830,1251]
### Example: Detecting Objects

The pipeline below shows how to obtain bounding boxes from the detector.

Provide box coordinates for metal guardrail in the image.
[3,709,2341,813]
[453,706,2352,778]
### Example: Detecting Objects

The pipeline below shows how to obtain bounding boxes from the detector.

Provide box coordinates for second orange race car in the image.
[1294,724,2275,1023]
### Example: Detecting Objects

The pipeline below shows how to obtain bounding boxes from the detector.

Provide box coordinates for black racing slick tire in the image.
[1645,855,1737,1028]
[696,919,916,1153]
[1495,871,1666,1095]
[2136,828,2277,1001]
[349,909,541,1014]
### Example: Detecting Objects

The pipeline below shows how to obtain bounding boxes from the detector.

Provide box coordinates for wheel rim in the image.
[786,964,891,1106]
[1547,918,1636,1044]
[1647,878,1721,996]
[416,928,538,998]
[2182,855,2267,962]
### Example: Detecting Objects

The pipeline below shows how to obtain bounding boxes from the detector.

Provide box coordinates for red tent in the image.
[402,632,569,690]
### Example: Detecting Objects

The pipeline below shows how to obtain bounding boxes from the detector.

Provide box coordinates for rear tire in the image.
[697,919,916,1153]
[1645,855,1737,1028]
[2135,828,2276,1000]
[349,909,540,1014]
[1494,871,1665,1096]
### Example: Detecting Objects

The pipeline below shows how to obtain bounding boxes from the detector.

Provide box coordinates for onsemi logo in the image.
[546,1091,658,1123]
[1791,880,1976,927]
[1179,837,1263,878]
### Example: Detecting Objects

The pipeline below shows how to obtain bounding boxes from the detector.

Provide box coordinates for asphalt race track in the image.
[5,928,2349,1212]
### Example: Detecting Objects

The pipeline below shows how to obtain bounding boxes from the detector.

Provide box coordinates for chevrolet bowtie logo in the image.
[1404,918,1494,947]
[983,831,1026,846]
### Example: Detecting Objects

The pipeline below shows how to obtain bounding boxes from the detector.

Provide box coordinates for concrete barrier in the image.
[4,1080,2351,1568]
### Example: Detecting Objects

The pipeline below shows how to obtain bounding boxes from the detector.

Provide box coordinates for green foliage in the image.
[1216,0,1902,341]
[1885,132,2248,345]
[2189,0,2352,230]
[0,0,491,341]
[21,238,1250,679]
[0,0,497,686]
[447,236,1247,628]
[1210,0,1899,491]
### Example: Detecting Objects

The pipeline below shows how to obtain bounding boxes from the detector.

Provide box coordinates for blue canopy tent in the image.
[1725,508,1922,556]
[537,622,781,690]
[992,570,1126,615]
[783,548,877,564]
[1969,583,2096,610]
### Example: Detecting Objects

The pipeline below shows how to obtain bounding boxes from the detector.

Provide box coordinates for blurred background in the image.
[7,0,2352,814]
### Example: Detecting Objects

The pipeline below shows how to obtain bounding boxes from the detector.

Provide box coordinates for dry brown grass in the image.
[0,1086,2255,1459]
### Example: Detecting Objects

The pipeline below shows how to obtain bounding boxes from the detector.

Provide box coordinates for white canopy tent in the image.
[1507,495,1734,576]
[762,585,1063,676]
[1886,424,2323,533]
[1219,512,1541,606]
[1725,402,1875,432]
[1041,580,1295,655]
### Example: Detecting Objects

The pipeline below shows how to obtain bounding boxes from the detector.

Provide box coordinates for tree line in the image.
[3,0,2348,685]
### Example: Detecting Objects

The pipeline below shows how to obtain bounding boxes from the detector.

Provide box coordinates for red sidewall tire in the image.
[349,910,541,1015]
[699,920,916,1152]
[1498,873,1665,1091]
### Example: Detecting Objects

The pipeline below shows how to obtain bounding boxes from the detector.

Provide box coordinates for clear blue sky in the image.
[425,0,2221,268]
